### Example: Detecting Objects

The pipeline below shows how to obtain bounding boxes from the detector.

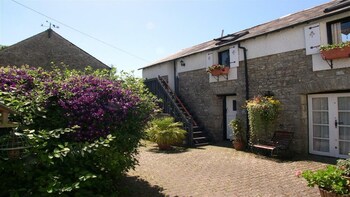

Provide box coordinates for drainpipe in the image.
[238,43,250,146]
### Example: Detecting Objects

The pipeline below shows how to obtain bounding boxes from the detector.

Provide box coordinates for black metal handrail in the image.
[144,76,194,146]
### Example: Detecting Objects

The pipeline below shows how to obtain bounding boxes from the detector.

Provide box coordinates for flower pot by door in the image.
[233,140,245,151]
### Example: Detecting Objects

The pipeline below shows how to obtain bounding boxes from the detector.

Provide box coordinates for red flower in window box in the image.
[206,64,230,76]
[320,41,350,60]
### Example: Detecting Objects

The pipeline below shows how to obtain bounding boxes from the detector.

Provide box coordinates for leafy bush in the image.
[301,165,349,195]
[146,117,187,150]
[0,65,157,196]
[337,156,350,177]
[229,118,244,141]
[246,96,281,144]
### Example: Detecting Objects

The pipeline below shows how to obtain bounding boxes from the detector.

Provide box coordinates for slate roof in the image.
[0,29,110,70]
[141,0,350,69]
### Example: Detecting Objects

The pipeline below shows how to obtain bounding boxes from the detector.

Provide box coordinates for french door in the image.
[308,93,350,158]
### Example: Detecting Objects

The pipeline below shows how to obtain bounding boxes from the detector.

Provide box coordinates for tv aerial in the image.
[41,20,59,29]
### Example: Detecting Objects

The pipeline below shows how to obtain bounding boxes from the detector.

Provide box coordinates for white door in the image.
[226,96,237,140]
[308,93,350,158]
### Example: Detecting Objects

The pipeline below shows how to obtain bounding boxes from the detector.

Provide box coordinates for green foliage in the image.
[337,156,350,177]
[302,165,349,195]
[246,96,281,144]
[146,117,187,149]
[229,118,244,141]
[0,65,157,196]
[320,41,350,51]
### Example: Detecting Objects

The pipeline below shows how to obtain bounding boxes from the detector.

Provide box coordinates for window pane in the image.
[339,112,350,125]
[219,50,229,67]
[341,20,350,42]
[313,139,329,152]
[338,97,350,110]
[313,111,329,124]
[312,98,328,110]
[330,19,350,44]
[339,141,350,155]
[339,127,350,141]
[313,125,329,138]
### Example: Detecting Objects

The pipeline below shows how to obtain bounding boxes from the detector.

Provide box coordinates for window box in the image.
[209,67,230,76]
[320,42,350,60]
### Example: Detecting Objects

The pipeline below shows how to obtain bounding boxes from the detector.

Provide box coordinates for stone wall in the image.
[179,49,350,154]
[178,68,246,142]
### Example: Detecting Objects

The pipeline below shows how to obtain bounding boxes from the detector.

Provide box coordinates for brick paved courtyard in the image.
[126,142,335,197]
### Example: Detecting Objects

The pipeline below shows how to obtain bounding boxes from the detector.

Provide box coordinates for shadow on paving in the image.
[147,145,189,154]
[211,140,337,165]
[118,175,166,197]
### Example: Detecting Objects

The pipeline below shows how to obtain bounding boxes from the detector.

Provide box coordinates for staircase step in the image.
[195,142,209,146]
[193,137,206,140]
[193,126,201,131]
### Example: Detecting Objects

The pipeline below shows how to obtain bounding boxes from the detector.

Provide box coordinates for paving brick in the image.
[128,143,334,196]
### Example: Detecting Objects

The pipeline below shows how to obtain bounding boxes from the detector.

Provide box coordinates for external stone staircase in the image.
[145,76,209,147]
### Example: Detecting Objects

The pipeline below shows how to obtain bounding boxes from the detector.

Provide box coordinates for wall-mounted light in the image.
[180,59,185,67]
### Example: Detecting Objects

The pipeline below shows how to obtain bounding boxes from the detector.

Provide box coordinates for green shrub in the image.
[0,65,157,196]
[246,96,281,144]
[302,165,349,195]
[146,117,187,150]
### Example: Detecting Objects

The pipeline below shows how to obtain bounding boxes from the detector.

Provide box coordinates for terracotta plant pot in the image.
[233,140,245,151]
[319,187,350,197]
[157,143,172,150]
[320,46,350,60]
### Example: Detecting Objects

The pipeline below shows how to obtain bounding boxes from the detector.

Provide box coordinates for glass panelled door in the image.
[309,93,350,158]
[338,97,350,156]
[226,96,237,140]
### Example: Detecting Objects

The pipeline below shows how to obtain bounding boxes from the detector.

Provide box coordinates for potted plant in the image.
[300,165,350,196]
[229,118,245,151]
[146,117,187,150]
[206,64,230,76]
[320,41,350,60]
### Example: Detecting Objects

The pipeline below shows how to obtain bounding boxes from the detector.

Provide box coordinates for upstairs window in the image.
[218,50,230,67]
[327,17,350,44]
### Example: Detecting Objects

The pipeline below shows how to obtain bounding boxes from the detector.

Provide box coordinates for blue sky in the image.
[0,0,330,77]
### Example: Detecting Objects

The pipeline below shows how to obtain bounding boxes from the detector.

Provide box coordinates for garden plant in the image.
[299,155,350,196]
[146,116,187,150]
[0,65,157,196]
[246,96,281,145]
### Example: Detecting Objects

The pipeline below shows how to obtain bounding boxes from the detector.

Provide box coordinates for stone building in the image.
[0,28,110,70]
[141,0,350,158]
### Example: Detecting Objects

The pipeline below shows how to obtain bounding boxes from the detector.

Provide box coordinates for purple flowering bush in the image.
[57,75,140,141]
[0,65,157,196]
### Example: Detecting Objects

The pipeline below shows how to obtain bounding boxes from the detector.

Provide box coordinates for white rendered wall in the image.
[142,61,175,90]
[239,27,305,61]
